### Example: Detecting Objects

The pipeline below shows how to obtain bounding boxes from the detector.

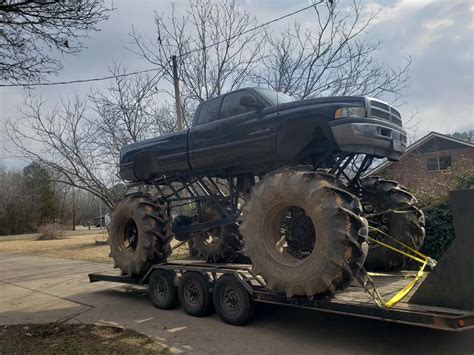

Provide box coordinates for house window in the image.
[427,155,452,172]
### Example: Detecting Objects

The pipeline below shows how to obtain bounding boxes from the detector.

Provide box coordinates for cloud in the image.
[0,0,472,166]
[366,0,473,136]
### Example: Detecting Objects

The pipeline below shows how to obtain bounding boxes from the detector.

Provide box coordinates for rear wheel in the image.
[240,167,368,298]
[191,207,242,263]
[213,275,254,326]
[108,193,172,276]
[178,272,213,317]
[361,177,425,271]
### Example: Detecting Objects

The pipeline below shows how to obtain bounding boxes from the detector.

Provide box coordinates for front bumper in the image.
[330,118,407,161]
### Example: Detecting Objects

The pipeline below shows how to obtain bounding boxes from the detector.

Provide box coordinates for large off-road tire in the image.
[240,168,368,298]
[361,177,425,271]
[191,207,242,263]
[108,193,172,276]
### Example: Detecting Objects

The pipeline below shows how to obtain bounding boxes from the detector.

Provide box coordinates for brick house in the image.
[368,132,474,196]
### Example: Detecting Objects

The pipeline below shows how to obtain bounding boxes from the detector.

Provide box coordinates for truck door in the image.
[188,96,224,169]
[213,89,276,169]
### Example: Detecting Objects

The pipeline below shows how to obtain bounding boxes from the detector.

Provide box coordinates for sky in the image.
[0,0,473,169]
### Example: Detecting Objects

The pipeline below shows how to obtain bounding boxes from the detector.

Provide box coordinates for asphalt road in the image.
[0,252,472,354]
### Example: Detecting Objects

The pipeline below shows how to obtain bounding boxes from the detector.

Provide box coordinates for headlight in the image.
[335,107,366,119]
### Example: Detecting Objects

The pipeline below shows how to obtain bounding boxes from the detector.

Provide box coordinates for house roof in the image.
[368,131,474,175]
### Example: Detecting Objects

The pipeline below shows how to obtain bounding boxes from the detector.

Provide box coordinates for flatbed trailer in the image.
[89,189,474,331]
[89,260,473,332]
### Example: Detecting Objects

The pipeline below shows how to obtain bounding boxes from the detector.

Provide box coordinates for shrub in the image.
[36,224,64,240]
[420,202,454,260]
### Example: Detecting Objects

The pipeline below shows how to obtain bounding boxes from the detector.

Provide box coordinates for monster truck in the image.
[109,87,425,297]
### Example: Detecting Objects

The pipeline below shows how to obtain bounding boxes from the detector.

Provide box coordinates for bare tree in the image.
[5,68,176,208]
[6,93,115,206]
[0,0,111,82]
[254,1,410,103]
[90,65,176,171]
[130,0,265,124]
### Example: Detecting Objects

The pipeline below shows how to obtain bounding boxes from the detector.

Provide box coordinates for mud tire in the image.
[108,193,172,276]
[240,167,368,298]
[192,207,242,263]
[361,177,425,271]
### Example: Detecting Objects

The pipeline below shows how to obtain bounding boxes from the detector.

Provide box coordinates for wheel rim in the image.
[121,219,138,251]
[183,280,200,306]
[200,228,222,247]
[268,205,316,264]
[221,285,241,316]
[154,275,169,301]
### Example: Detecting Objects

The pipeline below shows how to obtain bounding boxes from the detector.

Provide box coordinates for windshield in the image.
[256,88,295,105]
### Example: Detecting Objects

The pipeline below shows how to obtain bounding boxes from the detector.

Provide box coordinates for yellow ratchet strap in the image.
[367,226,437,308]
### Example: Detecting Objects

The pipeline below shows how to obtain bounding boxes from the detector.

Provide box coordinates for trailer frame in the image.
[88,260,474,332]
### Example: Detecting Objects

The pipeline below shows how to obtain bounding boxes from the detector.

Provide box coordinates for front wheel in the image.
[361,177,425,271]
[240,167,368,298]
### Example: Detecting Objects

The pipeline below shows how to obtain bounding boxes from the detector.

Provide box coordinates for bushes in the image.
[36,224,64,240]
[420,202,454,260]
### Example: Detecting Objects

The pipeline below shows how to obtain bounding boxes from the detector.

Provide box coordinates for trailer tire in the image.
[109,193,172,276]
[149,270,179,310]
[240,167,368,298]
[213,275,254,326]
[361,177,425,271]
[178,272,213,317]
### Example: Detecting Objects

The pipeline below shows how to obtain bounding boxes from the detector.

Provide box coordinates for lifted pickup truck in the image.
[109,88,424,299]
[120,88,407,181]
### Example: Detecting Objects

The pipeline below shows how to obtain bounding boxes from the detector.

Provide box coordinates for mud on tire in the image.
[240,167,368,298]
[108,193,172,276]
[361,177,425,271]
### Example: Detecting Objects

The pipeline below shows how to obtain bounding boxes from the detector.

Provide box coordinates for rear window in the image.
[196,97,221,125]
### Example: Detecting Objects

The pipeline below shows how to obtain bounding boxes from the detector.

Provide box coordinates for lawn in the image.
[0,323,169,354]
[0,231,190,263]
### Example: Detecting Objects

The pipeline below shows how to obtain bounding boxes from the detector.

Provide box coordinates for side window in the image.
[427,155,452,172]
[197,98,221,125]
[220,91,256,119]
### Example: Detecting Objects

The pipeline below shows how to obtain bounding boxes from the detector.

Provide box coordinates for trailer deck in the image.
[89,260,474,332]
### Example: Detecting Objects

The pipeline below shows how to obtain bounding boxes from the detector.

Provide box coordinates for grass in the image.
[0,323,170,354]
[0,232,190,264]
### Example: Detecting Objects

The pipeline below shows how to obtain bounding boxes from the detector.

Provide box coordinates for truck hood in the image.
[278,96,366,111]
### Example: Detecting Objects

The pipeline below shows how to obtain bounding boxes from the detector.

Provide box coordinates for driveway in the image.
[0,252,472,354]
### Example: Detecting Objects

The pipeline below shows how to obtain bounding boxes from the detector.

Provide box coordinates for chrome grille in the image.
[369,99,402,127]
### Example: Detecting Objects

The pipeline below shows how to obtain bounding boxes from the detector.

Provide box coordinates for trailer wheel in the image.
[148,270,178,310]
[361,177,425,271]
[240,167,368,298]
[213,275,254,326]
[178,272,213,317]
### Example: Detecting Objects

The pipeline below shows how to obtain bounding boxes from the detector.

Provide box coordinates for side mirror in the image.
[240,95,263,110]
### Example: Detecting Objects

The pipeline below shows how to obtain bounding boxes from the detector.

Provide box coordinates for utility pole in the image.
[71,187,76,231]
[172,55,184,130]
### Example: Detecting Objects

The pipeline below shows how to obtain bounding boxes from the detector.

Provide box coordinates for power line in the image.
[0,2,322,88]
[180,2,321,57]
[0,68,160,88]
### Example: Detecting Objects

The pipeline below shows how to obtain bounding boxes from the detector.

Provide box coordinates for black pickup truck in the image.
[119,87,407,182]
[111,87,424,291]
